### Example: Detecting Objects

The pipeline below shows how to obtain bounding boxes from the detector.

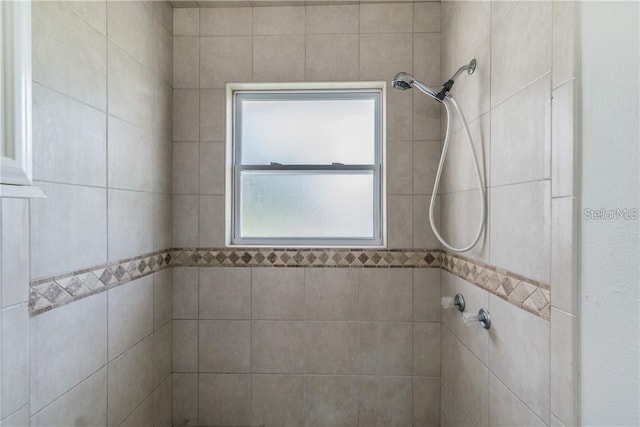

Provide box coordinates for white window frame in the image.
[225,81,387,248]
[1,0,43,198]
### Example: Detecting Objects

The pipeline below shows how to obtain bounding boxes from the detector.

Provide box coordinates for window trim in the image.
[225,81,387,248]
[0,0,44,198]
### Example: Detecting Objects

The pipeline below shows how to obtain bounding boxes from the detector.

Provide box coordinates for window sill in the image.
[1,184,46,199]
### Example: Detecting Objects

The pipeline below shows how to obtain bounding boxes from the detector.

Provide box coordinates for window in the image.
[226,82,386,247]
[1,0,44,198]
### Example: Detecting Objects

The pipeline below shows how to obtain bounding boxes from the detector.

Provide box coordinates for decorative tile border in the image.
[171,248,441,269]
[440,252,551,320]
[29,247,550,320]
[29,250,173,316]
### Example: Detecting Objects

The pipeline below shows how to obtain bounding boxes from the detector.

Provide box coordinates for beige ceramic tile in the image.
[305,375,357,427]
[173,89,200,141]
[489,294,550,422]
[63,0,106,35]
[491,1,552,105]
[173,373,198,426]
[387,195,413,249]
[489,373,547,427]
[173,267,199,319]
[552,1,578,88]
[199,374,251,426]
[154,80,173,141]
[304,268,358,320]
[201,7,252,35]
[200,36,252,88]
[413,268,441,321]
[359,2,413,34]
[387,141,413,195]
[107,276,154,360]
[413,322,440,377]
[172,195,199,247]
[199,267,251,319]
[413,2,440,33]
[32,84,107,187]
[253,6,305,35]
[0,200,29,308]
[153,268,173,329]
[174,37,200,88]
[154,375,173,427]
[198,195,226,247]
[413,377,440,427]
[173,142,200,194]
[413,33,440,85]
[305,4,358,34]
[107,336,154,427]
[551,197,578,314]
[155,16,174,85]
[491,75,551,187]
[550,308,578,426]
[199,90,226,141]
[120,395,153,427]
[489,181,551,283]
[199,143,226,195]
[359,322,412,375]
[30,183,107,279]
[107,1,154,70]
[357,376,412,427]
[440,327,489,427]
[173,320,198,372]
[305,322,358,374]
[252,374,305,427]
[29,368,107,427]
[358,269,412,321]
[252,268,304,319]
[359,34,412,81]
[173,8,199,35]
[108,42,154,130]
[253,35,305,82]
[153,321,173,387]
[199,320,251,372]
[107,189,154,261]
[32,1,107,110]
[108,116,154,192]
[252,321,306,373]
[1,304,28,416]
[305,35,359,81]
[552,81,577,198]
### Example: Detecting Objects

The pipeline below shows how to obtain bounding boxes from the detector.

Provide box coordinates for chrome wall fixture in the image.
[463,308,492,330]
[441,293,466,312]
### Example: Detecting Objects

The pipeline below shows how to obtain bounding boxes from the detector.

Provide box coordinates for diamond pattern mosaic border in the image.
[171,248,441,269]
[29,248,551,320]
[29,250,173,315]
[440,252,551,320]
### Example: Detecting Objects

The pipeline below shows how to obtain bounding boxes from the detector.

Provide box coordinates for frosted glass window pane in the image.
[240,172,374,238]
[240,96,376,165]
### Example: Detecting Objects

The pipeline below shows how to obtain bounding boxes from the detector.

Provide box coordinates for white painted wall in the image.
[580,2,640,425]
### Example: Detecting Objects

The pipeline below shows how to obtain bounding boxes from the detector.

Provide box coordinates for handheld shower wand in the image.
[391,59,486,253]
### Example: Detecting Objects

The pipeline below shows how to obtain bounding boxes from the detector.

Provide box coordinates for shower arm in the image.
[436,59,477,101]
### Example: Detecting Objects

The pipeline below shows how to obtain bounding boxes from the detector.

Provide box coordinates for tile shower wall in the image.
[12,1,174,425]
[439,1,579,426]
[171,3,443,426]
[0,199,30,426]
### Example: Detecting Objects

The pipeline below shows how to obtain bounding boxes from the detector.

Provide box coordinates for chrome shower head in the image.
[391,72,440,100]
[392,72,414,90]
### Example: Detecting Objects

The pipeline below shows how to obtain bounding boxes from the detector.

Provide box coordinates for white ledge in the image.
[0,184,46,199]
